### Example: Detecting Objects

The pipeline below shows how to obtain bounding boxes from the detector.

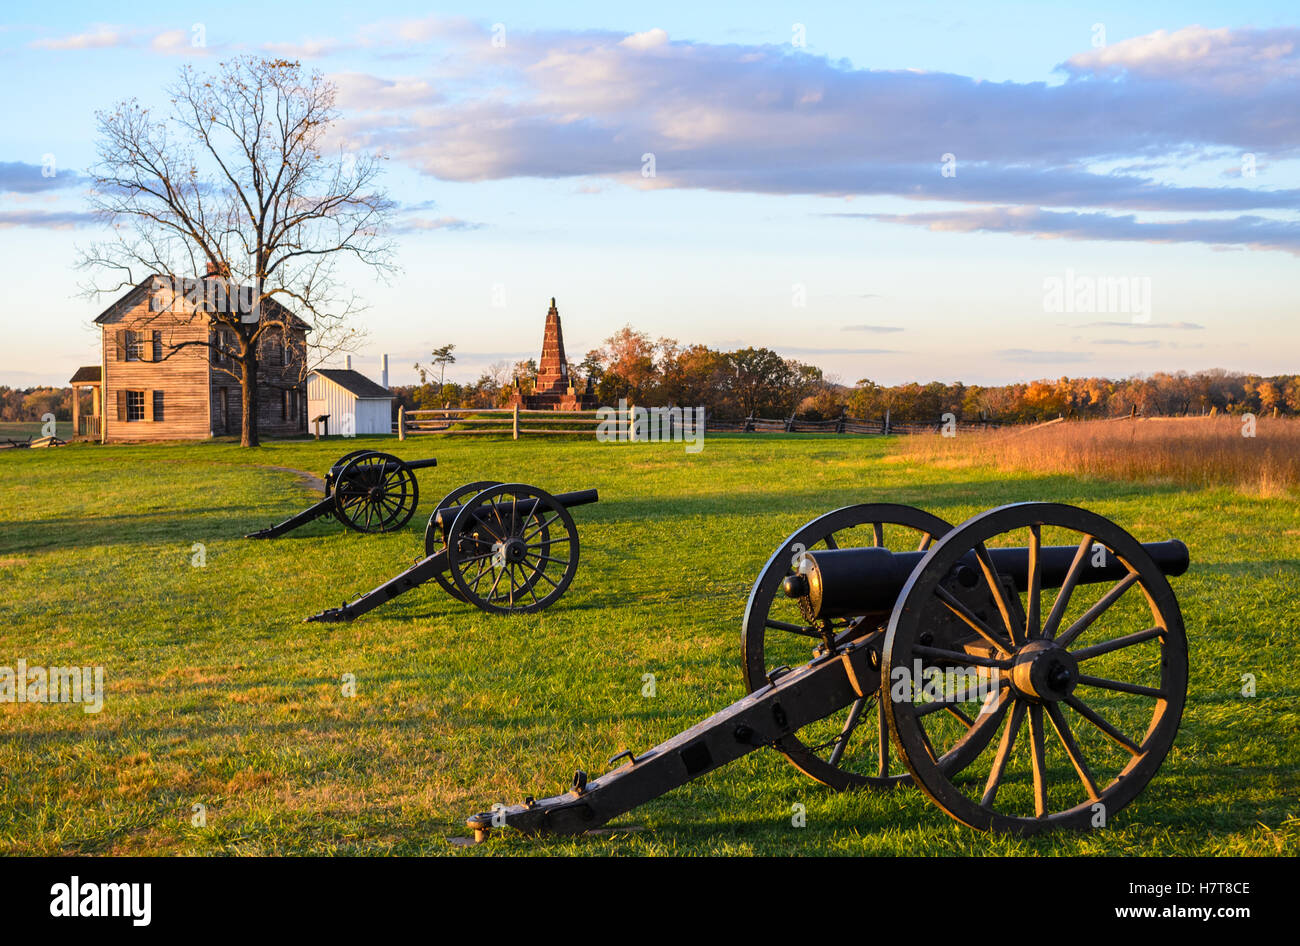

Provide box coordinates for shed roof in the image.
[70,366,102,384]
[311,368,392,399]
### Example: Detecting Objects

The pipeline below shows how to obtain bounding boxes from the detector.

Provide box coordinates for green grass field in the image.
[1,433,1296,855]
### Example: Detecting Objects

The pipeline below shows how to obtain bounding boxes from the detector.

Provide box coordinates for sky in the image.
[1,1,1297,389]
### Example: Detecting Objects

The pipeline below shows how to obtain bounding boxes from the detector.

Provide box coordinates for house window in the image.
[212,328,235,366]
[126,390,145,421]
[152,331,163,361]
[125,331,143,361]
[153,391,164,422]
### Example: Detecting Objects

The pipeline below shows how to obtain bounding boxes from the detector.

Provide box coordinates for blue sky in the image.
[1,1,1297,388]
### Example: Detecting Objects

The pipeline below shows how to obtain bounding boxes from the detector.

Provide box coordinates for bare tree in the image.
[79,57,395,446]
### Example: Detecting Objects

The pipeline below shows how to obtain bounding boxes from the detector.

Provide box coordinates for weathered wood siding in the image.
[98,279,308,441]
[101,295,212,442]
[210,327,308,438]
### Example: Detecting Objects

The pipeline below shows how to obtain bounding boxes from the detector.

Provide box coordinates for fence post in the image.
[398,405,406,440]
[884,408,891,436]
[512,403,520,440]
[785,411,796,433]
[837,407,846,434]
[629,403,637,442]
[744,413,755,433]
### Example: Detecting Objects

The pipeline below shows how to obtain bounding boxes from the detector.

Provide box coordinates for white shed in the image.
[307,369,394,436]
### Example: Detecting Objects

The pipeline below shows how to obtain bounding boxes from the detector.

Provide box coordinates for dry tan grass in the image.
[901,415,1300,495]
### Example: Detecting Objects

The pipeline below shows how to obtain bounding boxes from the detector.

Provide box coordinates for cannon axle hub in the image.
[1009,640,1078,702]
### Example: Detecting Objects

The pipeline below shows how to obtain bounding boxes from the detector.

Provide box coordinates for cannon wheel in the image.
[883,502,1188,833]
[742,503,975,791]
[446,483,579,615]
[324,449,376,497]
[333,451,420,534]
[426,481,501,601]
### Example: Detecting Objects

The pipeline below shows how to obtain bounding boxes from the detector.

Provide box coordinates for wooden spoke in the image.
[1046,702,1100,801]
[872,522,884,547]
[1027,704,1048,817]
[828,697,869,767]
[526,553,571,567]
[912,644,1012,670]
[974,541,1021,646]
[1075,674,1165,699]
[934,586,1013,655]
[1026,524,1042,639]
[980,697,1025,808]
[916,532,933,552]
[765,619,823,639]
[1042,533,1093,640]
[1055,571,1139,649]
[916,698,959,717]
[1063,695,1140,755]
[1070,627,1164,662]
[945,703,975,728]
[523,512,563,543]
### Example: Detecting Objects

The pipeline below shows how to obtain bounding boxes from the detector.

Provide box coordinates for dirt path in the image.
[259,465,325,493]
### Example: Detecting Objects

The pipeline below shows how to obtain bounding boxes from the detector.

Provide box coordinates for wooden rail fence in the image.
[395,405,1000,440]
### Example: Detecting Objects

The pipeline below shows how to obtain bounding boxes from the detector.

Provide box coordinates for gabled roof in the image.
[310,368,392,399]
[70,366,102,384]
[93,275,310,331]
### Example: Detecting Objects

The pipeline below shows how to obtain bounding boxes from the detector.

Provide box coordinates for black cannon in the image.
[246,450,438,538]
[466,501,1190,839]
[306,481,599,620]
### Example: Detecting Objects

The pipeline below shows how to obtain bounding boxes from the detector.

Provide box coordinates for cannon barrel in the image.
[433,487,599,531]
[784,539,1189,620]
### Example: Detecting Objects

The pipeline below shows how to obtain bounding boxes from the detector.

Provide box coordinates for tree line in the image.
[394,325,1300,424]
[0,387,72,422]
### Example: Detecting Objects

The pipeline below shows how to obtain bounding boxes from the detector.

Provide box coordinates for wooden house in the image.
[85,271,310,442]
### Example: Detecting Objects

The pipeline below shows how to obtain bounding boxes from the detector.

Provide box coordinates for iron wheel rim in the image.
[741,503,960,791]
[334,451,420,534]
[883,502,1189,833]
[446,483,579,614]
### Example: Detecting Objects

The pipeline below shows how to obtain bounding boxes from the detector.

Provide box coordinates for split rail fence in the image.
[395,405,999,440]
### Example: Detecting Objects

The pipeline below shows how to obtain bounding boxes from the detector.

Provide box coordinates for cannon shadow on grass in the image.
[0,465,1187,557]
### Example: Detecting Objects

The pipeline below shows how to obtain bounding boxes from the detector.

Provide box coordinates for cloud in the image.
[333,23,1300,233]
[1092,338,1162,347]
[1061,25,1300,87]
[0,209,98,229]
[996,348,1094,364]
[263,38,348,58]
[0,161,83,193]
[842,205,1300,254]
[841,324,903,333]
[30,26,129,50]
[29,25,210,55]
[389,216,484,233]
[778,346,903,355]
[1069,320,1204,330]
